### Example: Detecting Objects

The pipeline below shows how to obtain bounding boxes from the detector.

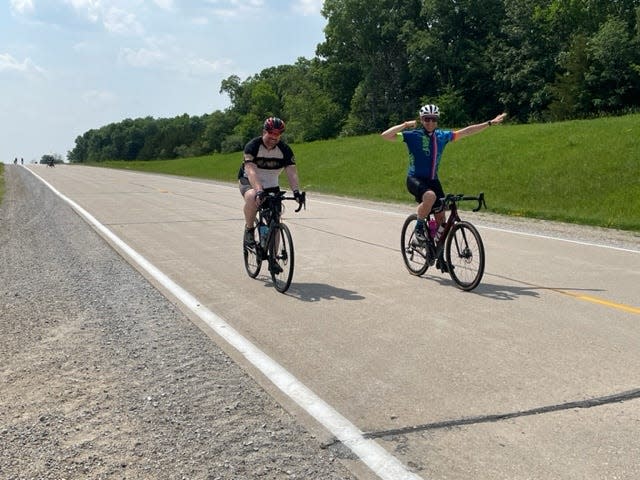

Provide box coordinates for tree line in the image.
[68,0,640,163]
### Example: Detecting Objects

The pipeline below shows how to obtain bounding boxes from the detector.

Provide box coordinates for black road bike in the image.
[243,191,306,293]
[401,193,486,291]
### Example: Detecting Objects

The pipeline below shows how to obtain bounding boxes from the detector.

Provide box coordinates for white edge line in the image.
[475,225,640,253]
[25,167,423,480]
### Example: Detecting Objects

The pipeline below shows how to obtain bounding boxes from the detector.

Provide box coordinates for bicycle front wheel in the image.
[445,221,485,291]
[400,214,429,276]
[268,223,294,293]
[243,226,261,278]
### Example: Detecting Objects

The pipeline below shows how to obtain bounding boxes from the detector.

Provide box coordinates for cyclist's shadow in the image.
[282,283,365,302]
[425,274,605,302]
[466,281,545,301]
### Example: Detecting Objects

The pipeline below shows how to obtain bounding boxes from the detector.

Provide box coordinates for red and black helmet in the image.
[263,116,286,134]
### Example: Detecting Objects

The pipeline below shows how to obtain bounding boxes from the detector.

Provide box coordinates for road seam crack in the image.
[363,388,640,439]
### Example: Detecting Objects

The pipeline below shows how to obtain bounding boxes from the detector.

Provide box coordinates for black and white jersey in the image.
[238,136,296,189]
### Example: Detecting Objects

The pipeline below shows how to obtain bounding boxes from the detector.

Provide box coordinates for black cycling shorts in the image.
[406,176,445,208]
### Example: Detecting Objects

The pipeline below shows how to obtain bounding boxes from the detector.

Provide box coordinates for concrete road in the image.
[26,164,640,479]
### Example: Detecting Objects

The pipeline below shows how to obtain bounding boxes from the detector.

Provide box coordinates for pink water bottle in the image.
[428,217,438,239]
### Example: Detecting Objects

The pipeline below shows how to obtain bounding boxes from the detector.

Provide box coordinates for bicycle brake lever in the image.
[294,192,306,212]
[473,192,486,212]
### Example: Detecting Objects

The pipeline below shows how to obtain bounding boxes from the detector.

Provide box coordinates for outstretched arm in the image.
[380,120,417,141]
[455,113,507,140]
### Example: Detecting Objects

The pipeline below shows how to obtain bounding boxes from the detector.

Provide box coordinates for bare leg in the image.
[417,190,436,219]
[243,189,258,228]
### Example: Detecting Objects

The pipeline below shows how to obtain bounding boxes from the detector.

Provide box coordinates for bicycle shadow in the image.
[469,282,551,301]
[280,282,366,302]
[423,273,605,302]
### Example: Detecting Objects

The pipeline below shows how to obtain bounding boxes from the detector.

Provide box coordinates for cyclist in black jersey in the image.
[238,117,303,246]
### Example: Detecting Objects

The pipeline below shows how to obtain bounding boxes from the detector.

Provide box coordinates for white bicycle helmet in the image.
[419,104,440,118]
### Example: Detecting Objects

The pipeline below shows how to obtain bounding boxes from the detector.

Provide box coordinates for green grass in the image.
[95,113,639,231]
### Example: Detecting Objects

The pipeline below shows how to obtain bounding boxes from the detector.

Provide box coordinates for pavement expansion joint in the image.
[363,387,640,439]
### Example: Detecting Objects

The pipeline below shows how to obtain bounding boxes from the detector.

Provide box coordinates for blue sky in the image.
[0,0,327,163]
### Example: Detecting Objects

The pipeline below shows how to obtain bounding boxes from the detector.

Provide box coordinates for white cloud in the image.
[292,0,323,16]
[207,0,265,18]
[153,0,174,10]
[186,57,233,75]
[65,0,102,23]
[103,7,145,35]
[81,89,117,107]
[191,16,209,25]
[119,43,233,77]
[117,32,231,75]
[62,0,144,35]
[9,0,35,15]
[0,53,45,75]
[119,47,167,67]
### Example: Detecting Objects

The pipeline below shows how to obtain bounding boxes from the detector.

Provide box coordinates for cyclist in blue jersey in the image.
[381,104,506,270]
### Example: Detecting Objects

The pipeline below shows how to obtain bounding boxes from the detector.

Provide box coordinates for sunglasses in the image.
[421,117,438,123]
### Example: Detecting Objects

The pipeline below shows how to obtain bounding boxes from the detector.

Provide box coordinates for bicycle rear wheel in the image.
[445,221,485,291]
[243,226,261,278]
[268,223,294,293]
[400,214,429,276]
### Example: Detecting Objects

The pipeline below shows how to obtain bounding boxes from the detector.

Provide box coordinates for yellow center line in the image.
[553,289,640,315]
[488,274,640,315]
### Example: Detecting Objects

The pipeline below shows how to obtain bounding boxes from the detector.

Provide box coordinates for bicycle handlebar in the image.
[261,190,306,212]
[442,192,486,212]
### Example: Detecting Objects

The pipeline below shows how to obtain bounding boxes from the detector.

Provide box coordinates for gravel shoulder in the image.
[0,166,357,479]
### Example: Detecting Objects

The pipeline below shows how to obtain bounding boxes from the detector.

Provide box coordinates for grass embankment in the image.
[101,114,639,231]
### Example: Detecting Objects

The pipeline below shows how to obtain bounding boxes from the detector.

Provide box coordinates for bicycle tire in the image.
[445,221,485,291]
[268,223,295,293]
[400,214,430,276]
[243,225,261,278]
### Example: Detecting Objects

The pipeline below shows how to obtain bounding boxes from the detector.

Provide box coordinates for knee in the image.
[243,189,255,202]
[422,190,436,204]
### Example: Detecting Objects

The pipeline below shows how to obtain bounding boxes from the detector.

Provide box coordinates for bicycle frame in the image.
[429,192,486,257]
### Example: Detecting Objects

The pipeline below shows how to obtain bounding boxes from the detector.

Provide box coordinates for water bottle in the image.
[259,224,269,249]
[428,217,438,239]
[434,224,445,243]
